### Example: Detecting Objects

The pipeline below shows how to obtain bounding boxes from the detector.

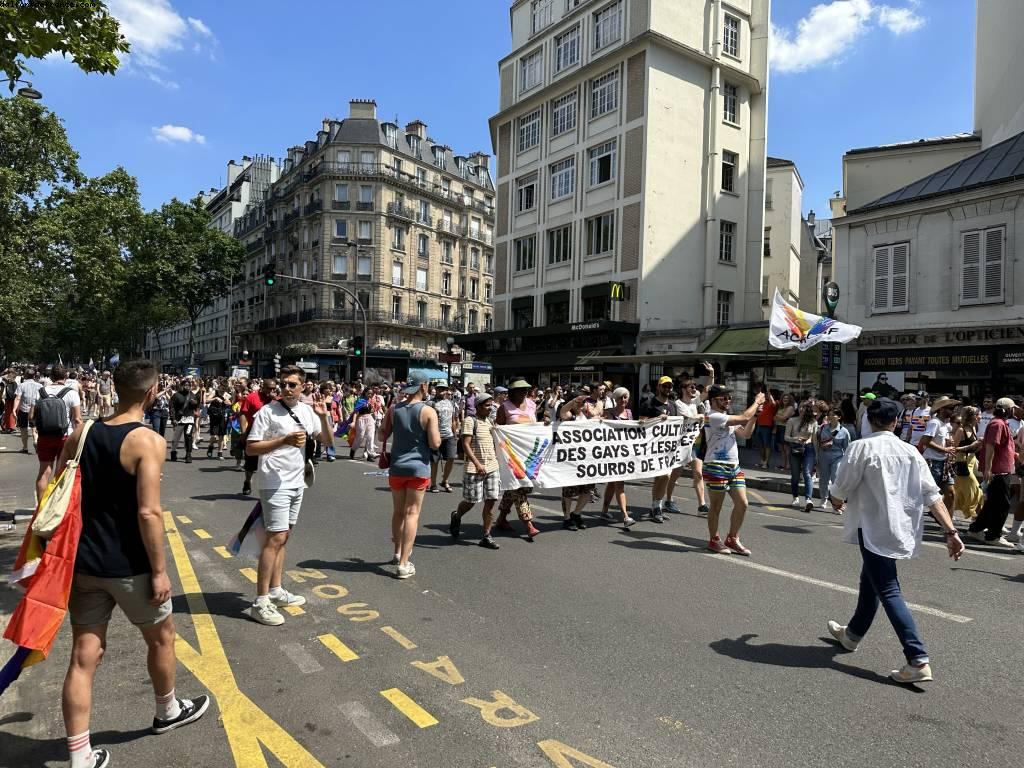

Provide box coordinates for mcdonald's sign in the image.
[609,281,628,302]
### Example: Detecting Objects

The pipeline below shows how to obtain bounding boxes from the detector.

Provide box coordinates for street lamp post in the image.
[1,78,42,99]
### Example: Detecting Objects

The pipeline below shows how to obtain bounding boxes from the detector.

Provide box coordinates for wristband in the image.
[942,530,958,536]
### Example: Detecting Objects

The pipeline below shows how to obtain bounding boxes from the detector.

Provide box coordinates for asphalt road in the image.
[2,432,1023,768]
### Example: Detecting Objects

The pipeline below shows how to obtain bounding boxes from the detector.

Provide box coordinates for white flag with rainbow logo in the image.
[768,289,862,351]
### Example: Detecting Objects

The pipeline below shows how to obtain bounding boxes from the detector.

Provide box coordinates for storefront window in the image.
[582,295,610,321]
[546,300,570,325]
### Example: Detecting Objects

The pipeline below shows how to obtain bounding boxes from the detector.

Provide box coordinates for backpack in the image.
[4,379,17,400]
[36,387,72,437]
[207,398,226,421]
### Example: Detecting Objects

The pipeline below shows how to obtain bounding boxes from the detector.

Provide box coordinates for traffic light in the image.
[352,336,364,358]
[263,264,276,287]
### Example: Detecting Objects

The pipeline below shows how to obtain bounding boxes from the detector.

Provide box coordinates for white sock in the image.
[269,586,285,597]
[255,593,271,605]
[67,731,93,768]
[652,499,663,510]
[155,689,181,721]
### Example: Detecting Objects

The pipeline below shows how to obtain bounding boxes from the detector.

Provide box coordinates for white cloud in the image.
[187,17,214,38]
[104,0,217,87]
[152,124,206,144]
[770,1,926,74]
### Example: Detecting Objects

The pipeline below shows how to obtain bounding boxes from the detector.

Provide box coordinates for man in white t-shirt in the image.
[702,385,765,556]
[664,372,712,516]
[977,395,995,438]
[245,365,332,627]
[12,367,43,453]
[919,396,959,512]
[904,392,930,446]
[859,393,877,437]
[32,364,83,501]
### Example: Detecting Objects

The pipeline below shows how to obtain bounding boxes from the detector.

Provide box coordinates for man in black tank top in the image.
[57,360,209,768]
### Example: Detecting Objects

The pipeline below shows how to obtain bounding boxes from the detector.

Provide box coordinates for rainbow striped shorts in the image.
[701,461,746,493]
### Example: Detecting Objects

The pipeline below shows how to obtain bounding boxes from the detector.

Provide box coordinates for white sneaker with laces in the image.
[396,562,416,579]
[889,662,933,684]
[249,599,284,626]
[270,590,306,608]
[827,620,859,651]
[791,497,802,507]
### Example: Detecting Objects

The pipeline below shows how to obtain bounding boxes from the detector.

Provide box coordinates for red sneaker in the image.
[526,523,540,538]
[724,535,751,556]
[707,536,731,554]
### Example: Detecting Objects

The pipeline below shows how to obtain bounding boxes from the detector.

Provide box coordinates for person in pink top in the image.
[965,397,1018,547]
[494,379,540,541]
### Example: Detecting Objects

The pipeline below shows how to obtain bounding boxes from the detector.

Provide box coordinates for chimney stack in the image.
[349,99,377,119]
[405,120,427,140]
[468,151,490,173]
[807,209,816,227]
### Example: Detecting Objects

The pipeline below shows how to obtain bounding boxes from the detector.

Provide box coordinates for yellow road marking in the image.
[318,633,359,662]
[163,513,326,767]
[380,688,438,728]
[176,515,192,524]
[213,546,232,559]
[193,528,212,539]
[239,568,257,583]
[380,626,417,650]
[284,605,305,616]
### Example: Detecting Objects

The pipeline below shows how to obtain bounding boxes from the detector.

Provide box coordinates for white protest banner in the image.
[493,416,702,491]
[769,289,862,351]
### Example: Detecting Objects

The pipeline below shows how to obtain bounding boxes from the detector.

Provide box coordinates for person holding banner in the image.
[703,385,765,555]
[558,393,596,531]
[600,387,637,528]
[665,364,715,518]
[638,376,684,523]
[450,393,501,549]
[494,380,541,539]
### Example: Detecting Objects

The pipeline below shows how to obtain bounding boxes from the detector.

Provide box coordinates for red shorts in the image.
[388,476,431,491]
[36,434,68,463]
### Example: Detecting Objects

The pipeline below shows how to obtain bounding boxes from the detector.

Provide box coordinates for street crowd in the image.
[3,357,1017,767]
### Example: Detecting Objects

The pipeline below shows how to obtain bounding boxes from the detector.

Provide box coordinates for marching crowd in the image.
[1,356,1016,766]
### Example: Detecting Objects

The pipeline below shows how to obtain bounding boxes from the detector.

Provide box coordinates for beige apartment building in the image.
[232,100,496,380]
[461,0,770,387]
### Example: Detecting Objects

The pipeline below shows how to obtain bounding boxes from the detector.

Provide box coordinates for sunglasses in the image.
[716,395,733,401]
[281,380,301,389]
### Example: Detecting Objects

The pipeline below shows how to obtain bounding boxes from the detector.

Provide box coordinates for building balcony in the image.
[331,200,350,210]
[415,212,433,227]
[303,200,322,216]
[466,229,493,245]
[437,220,458,236]
[356,201,374,211]
[441,254,454,265]
[246,237,264,253]
[284,209,300,226]
[386,202,416,221]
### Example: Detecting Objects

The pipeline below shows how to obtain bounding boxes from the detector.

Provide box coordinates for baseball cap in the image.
[996,397,1016,411]
[861,392,877,401]
[658,376,673,385]
[474,392,494,406]
[867,397,900,424]
[494,386,508,394]
[708,384,732,399]
[402,371,430,394]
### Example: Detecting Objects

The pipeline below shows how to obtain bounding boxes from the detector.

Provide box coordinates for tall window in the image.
[960,226,1005,305]
[416,266,428,291]
[517,174,538,212]
[532,0,553,32]
[723,83,738,124]
[392,295,402,320]
[717,291,732,326]
[551,92,578,136]
[554,25,580,73]
[550,157,576,200]
[470,277,479,300]
[433,147,446,168]
[515,236,537,272]
[872,242,910,312]
[441,304,451,323]
[585,212,615,255]
[357,255,371,279]
[383,125,397,148]
[358,220,372,242]
[332,254,347,276]
[418,200,430,222]
[518,109,542,152]
[547,224,574,264]
[442,240,454,263]
[762,276,770,306]
[417,300,428,323]
[582,294,610,321]
[337,149,351,165]
[392,261,404,286]
[418,234,429,257]
[359,150,375,171]
[513,302,534,329]
[593,2,623,50]
[442,271,452,295]
[392,226,406,251]
[763,227,771,258]
[334,183,349,202]
[588,140,617,186]
[765,178,774,209]
[359,185,373,206]
[719,220,736,262]
[520,49,543,92]
[547,298,569,325]
[485,281,492,301]
[334,219,348,239]
[591,70,619,118]
[468,308,478,332]
[723,14,740,57]
[721,150,737,193]
[459,275,467,297]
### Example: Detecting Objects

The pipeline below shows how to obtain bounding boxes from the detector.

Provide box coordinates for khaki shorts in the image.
[69,572,172,627]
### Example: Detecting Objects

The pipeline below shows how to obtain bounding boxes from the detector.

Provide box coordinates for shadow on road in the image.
[952,567,1024,583]
[197,466,242,474]
[709,633,923,690]
[297,557,389,576]
[191,493,248,501]
[763,525,813,535]
[171,590,251,621]
[0,711,152,766]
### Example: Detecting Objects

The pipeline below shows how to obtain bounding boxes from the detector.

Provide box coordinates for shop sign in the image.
[859,326,1024,348]
[573,365,596,372]
[569,322,602,332]
[860,350,993,371]
[998,349,1024,369]
[464,362,493,372]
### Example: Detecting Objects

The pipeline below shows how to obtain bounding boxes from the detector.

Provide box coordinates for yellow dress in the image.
[953,453,984,520]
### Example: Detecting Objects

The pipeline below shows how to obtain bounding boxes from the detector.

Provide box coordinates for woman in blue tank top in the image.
[380,373,441,579]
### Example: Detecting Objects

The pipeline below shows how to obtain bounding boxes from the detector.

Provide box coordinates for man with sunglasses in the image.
[638,375,683,523]
[703,384,765,555]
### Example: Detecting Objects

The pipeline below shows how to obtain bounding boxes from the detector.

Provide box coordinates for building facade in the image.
[145,155,279,374]
[236,100,495,382]
[460,0,770,387]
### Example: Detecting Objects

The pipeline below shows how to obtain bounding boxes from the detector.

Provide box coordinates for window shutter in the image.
[873,246,890,310]
[983,226,1004,302]
[890,243,909,311]
[961,230,981,304]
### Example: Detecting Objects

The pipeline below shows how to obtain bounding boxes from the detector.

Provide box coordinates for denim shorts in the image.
[260,486,305,532]
[927,459,952,488]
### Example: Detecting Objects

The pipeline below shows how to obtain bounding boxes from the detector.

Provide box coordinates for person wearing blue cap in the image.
[826,397,964,684]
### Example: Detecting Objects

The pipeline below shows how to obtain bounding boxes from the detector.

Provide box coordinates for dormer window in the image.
[408,135,421,156]
[433,146,446,169]
[382,124,398,148]
[455,157,466,177]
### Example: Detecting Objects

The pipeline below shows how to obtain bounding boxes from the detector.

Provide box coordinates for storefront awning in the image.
[700,326,775,355]
[410,367,449,383]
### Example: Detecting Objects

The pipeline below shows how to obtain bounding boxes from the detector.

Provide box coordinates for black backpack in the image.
[36,387,72,437]
[4,379,17,400]
[207,398,226,421]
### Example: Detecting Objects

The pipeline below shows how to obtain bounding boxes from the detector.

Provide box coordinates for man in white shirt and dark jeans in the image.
[245,365,332,626]
[826,397,964,684]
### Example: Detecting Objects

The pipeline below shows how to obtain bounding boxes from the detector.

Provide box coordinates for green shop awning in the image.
[701,326,772,356]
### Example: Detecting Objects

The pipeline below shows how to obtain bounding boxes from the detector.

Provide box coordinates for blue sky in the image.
[30,0,975,218]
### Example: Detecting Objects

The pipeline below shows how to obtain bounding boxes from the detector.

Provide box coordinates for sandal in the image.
[441,483,453,493]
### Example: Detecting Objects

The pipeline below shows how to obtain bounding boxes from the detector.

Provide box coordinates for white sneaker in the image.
[889,662,933,684]
[988,537,1016,549]
[248,599,284,626]
[396,562,416,579]
[1015,539,1024,553]
[827,620,859,651]
[1005,531,1022,543]
[818,500,830,511]
[270,590,306,608]
[791,497,801,507]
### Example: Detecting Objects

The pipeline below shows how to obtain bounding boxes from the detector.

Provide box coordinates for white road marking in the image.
[920,540,1015,561]
[190,549,210,564]
[280,642,323,674]
[339,701,401,747]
